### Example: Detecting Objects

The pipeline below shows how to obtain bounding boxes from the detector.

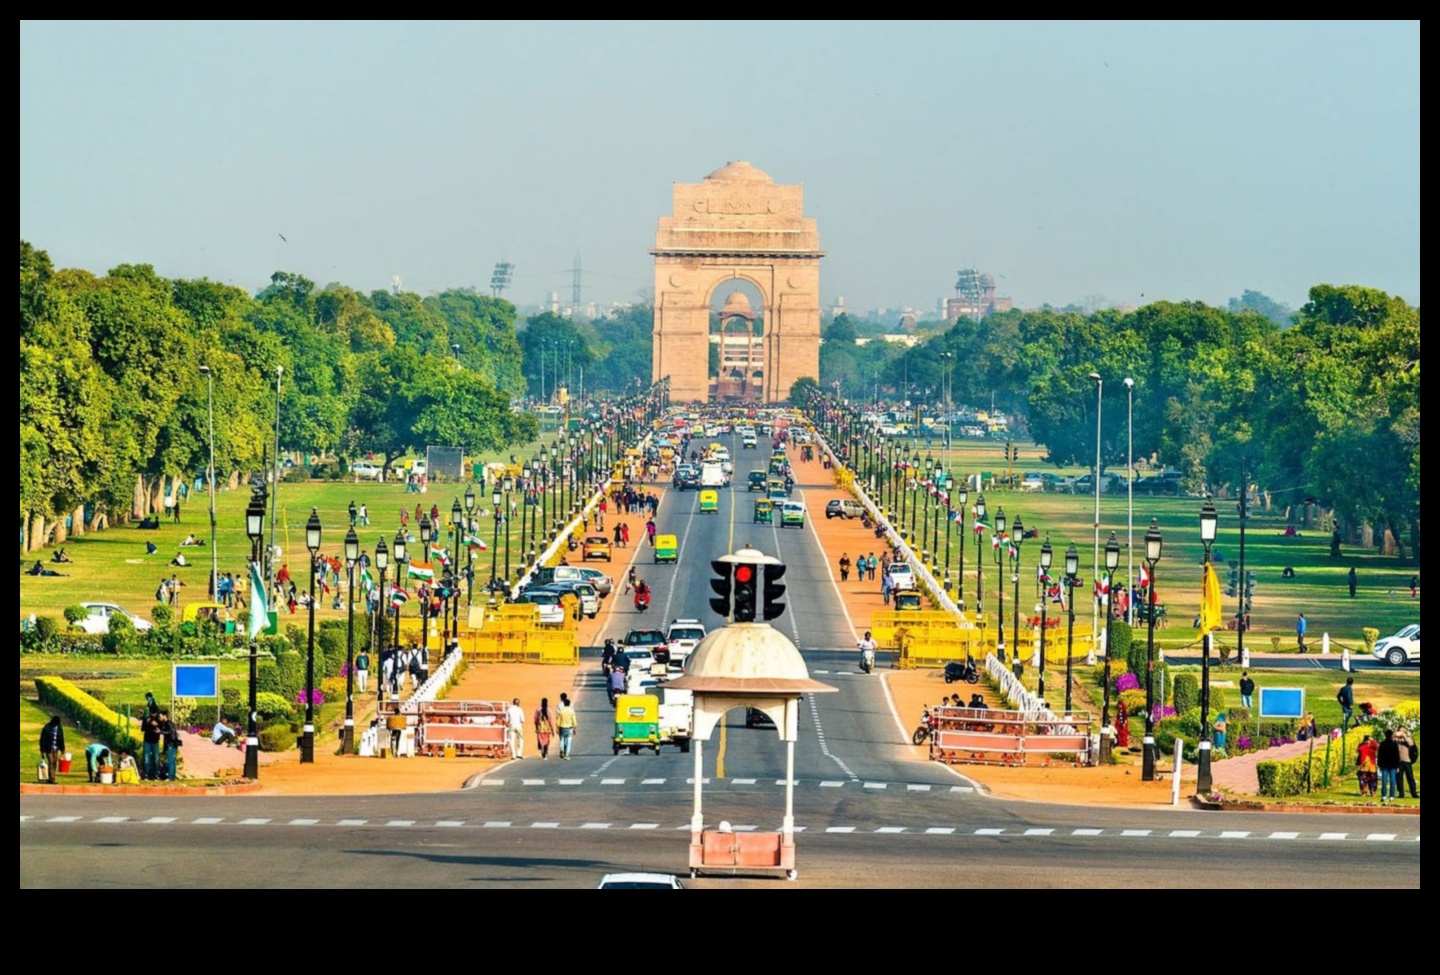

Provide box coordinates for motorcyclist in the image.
[608,662,627,703]
[634,579,651,611]
[601,638,617,675]
[857,630,878,672]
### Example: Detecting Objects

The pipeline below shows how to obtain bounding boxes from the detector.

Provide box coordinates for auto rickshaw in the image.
[753,498,774,524]
[894,591,922,611]
[654,533,678,563]
[698,489,719,513]
[181,601,235,634]
[613,693,662,755]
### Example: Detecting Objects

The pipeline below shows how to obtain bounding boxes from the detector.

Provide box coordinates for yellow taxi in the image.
[582,535,612,562]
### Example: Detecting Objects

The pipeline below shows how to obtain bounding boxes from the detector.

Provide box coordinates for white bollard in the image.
[1322,632,1331,655]
[1341,642,1351,672]
[1240,647,1250,668]
[1171,738,1184,806]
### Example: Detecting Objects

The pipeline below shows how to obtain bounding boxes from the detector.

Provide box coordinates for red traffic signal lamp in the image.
[733,563,758,622]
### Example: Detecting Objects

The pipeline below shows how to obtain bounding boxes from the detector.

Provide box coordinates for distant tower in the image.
[954,269,983,322]
[490,262,514,298]
[572,252,582,308]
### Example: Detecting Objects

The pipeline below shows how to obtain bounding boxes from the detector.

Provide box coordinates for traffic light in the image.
[709,559,732,617]
[762,563,787,621]
[1006,441,1016,463]
[733,563,758,622]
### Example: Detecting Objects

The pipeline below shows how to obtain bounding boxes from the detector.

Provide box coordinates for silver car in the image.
[573,566,613,598]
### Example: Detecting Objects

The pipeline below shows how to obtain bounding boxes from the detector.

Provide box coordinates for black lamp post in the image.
[342,525,359,754]
[503,476,513,581]
[301,507,322,764]
[450,497,464,638]
[1038,536,1053,703]
[973,489,984,613]
[383,529,406,727]
[994,506,1007,663]
[463,484,476,609]
[1198,499,1218,792]
[243,485,266,780]
[549,443,559,533]
[419,512,432,663]
[1141,518,1163,780]
[373,534,389,720]
[953,483,967,610]
[1064,543,1079,712]
[1100,530,1120,764]
[521,461,532,567]
[923,453,935,562]
[1011,516,1025,676]
[909,451,921,542]
[489,489,501,595]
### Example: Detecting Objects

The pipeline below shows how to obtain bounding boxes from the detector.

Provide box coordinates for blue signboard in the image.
[173,664,219,699]
[1258,687,1305,720]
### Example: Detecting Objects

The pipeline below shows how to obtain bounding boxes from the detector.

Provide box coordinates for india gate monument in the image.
[651,161,823,403]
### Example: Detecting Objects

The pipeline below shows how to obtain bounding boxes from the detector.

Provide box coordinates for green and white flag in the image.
[360,567,375,594]
[407,561,435,582]
[248,561,268,640]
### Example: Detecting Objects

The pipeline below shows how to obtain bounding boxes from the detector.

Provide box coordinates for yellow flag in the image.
[1198,562,1223,634]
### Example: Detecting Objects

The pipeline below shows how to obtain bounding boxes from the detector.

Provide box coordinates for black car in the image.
[673,465,700,491]
[747,471,767,491]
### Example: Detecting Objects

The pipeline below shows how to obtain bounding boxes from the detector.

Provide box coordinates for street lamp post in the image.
[1141,518,1163,780]
[1100,531,1120,764]
[974,493,987,614]
[1088,372,1103,664]
[1198,499,1218,792]
[1064,543,1079,712]
[463,485,476,609]
[910,451,921,543]
[1010,516,1024,677]
[489,489,502,595]
[243,485,266,780]
[994,507,1007,663]
[373,534,389,722]
[503,477,513,581]
[301,508,322,764]
[199,364,218,601]
[419,513,432,662]
[450,497,464,639]
[1124,377,1135,624]
[1038,536,1053,703]
[382,529,406,731]
[953,483,967,610]
[342,527,359,753]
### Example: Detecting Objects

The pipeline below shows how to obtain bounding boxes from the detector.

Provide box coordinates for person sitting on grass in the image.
[115,750,141,785]
[170,551,188,567]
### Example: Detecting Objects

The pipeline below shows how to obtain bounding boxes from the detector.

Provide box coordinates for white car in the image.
[1372,624,1420,666]
[513,590,565,625]
[75,602,154,635]
[597,872,684,889]
[1020,471,1046,491]
[886,562,917,592]
[666,618,707,664]
[350,461,384,480]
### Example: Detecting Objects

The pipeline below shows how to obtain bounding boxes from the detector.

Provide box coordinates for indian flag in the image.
[973,518,990,535]
[428,544,451,566]
[247,560,268,641]
[389,585,409,609]
[407,561,435,582]
[463,532,488,551]
[360,567,375,594]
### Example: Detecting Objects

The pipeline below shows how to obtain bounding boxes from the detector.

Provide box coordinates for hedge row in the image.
[1256,725,1377,797]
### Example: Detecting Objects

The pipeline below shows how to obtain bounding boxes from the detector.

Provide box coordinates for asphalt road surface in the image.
[19,433,1422,888]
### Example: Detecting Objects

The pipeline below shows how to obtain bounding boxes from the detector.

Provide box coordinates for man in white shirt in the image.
[506,698,526,759]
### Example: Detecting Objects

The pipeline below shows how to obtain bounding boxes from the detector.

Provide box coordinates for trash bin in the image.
[59,753,73,774]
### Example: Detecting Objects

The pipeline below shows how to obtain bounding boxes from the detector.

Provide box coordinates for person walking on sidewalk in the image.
[533,698,555,759]
[1377,729,1402,802]
[506,697,526,759]
[39,715,65,783]
[838,553,851,582]
[1239,671,1255,710]
[1395,728,1419,798]
[555,693,578,759]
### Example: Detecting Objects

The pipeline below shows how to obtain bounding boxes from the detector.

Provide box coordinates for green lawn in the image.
[861,438,1418,649]
[20,435,595,627]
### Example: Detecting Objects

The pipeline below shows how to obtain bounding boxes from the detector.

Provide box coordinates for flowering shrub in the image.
[1268,736,1295,747]
[1150,704,1176,723]
[295,689,326,707]
[1236,736,1253,751]
[1115,672,1141,693]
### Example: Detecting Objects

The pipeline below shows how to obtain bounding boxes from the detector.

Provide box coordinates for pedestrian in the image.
[39,715,65,784]
[1295,613,1307,653]
[1377,729,1402,802]
[84,742,112,782]
[838,552,851,582]
[867,552,878,582]
[533,697,554,759]
[359,502,369,526]
[1347,566,1358,598]
[1355,734,1379,797]
[159,710,180,781]
[555,692,578,760]
[1411,575,1419,598]
[1213,712,1228,751]
[400,505,409,527]
[1395,728,1419,798]
[506,697,526,759]
[620,522,630,548]
[646,517,657,547]
[141,709,162,781]
[348,499,358,527]
[1239,671,1255,710]
[881,567,892,605]
[355,648,370,693]
[1336,677,1355,730]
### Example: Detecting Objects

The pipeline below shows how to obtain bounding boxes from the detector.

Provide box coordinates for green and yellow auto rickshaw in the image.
[753,498,774,524]
[698,489,719,513]
[613,693,662,755]
[654,533,678,563]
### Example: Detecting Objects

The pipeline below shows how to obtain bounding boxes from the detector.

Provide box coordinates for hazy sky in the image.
[21,21,1419,316]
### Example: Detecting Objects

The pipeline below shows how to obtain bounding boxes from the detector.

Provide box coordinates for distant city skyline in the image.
[21,22,1418,314]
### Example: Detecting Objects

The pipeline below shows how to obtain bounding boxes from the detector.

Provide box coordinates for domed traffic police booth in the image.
[666,611,836,880]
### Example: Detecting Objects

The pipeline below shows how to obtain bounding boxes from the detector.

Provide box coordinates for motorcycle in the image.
[601,638,617,677]
[912,706,937,745]
[859,645,876,674]
[943,657,980,685]
[634,589,651,612]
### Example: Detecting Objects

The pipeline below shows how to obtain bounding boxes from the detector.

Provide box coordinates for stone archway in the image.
[651,161,823,404]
